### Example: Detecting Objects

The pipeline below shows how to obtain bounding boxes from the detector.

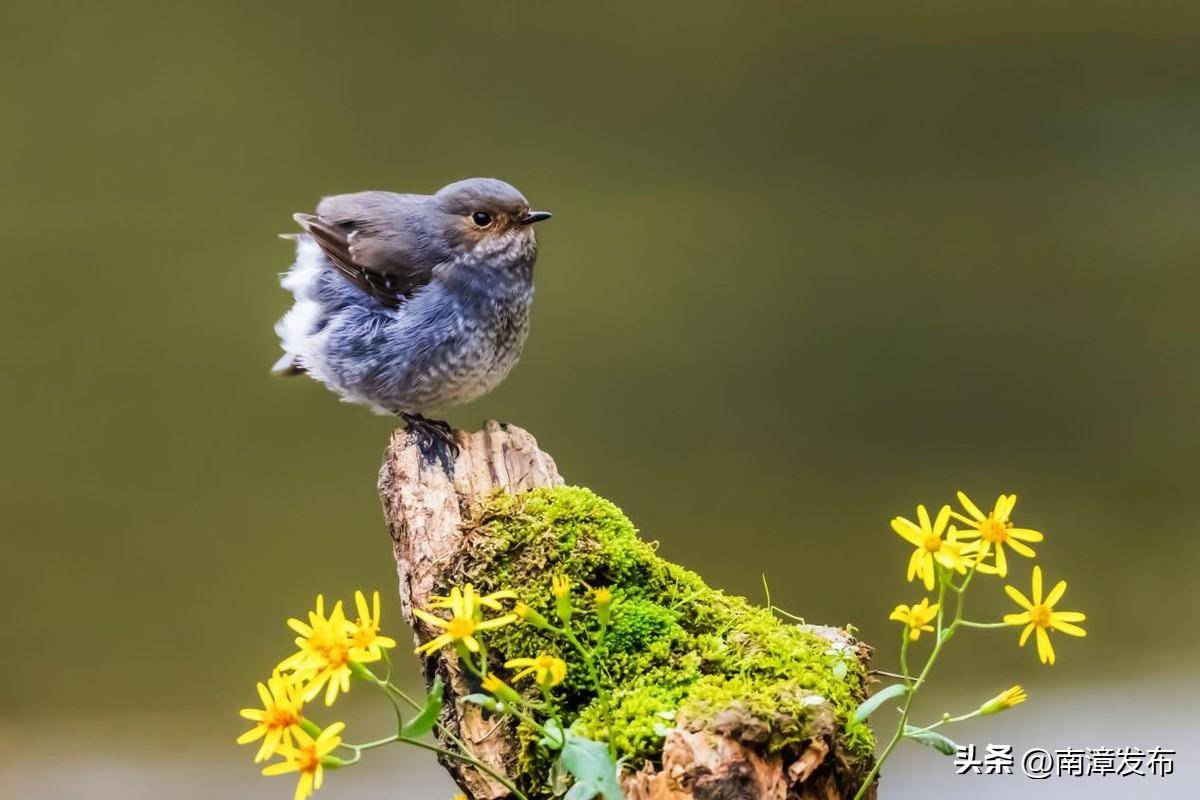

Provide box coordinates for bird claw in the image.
[400,413,459,475]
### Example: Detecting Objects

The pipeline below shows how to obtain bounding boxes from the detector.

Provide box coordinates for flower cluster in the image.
[237,590,396,800]
[890,491,1086,664]
[413,576,622,797]
[280,591,398,705]
[855,490,1090,800]
[240,581,618,800]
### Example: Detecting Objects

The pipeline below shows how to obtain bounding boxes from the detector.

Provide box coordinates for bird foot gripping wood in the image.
[379,421,876,800]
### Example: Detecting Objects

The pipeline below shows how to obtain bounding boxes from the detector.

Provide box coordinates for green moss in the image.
[448,486,873,790]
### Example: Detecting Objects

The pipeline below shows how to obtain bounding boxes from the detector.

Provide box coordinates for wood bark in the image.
[380,421,874,800]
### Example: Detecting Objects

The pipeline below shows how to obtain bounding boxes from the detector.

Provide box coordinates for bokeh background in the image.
[2,2,1196,798]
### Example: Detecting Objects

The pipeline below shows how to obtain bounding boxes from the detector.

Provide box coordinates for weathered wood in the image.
[380,421,873,800]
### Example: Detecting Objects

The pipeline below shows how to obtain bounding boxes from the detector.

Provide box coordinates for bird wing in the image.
[291,192,436,308]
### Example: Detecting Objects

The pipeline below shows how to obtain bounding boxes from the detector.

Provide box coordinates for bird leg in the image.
[399,412,459,474]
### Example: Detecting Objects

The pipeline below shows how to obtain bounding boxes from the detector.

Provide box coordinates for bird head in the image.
[433,178,551,260]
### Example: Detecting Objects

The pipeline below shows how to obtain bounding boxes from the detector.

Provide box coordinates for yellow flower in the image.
[979,684,1027,715]
[237,671,305,763]
[551,575,572,623]
[413,586,517,656]
[1003,566,1086,665]
[480,673,522,704]
[952,491,1044,577]
[427,585,517,612]
[891,505,975,590]
[888,598,939,641]
[506,655,568,688]
[278,596,356,706]
[262,721,344,800]
[347,590,397,662]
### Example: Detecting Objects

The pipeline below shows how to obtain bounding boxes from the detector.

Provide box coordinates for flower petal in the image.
[1044,580,1067,607]
[1019,623,1034,646]
[949,510,981,530]
[933,505,951,535]
[317,721,346,744]
[1035,626,1055,664]
[996,494,1017,520]
[414,633,453,655]
[287,618,313,637]
[238,726,267,744]
[906,548,923,582]
[1004,585,1032,610]
[1006,539,1036,558]
[994,543,1008,577]
[262,761,300,776]
[476,614,518,630]
[1008,527,1043,542]
[1051,619,1087,637]
[956,491,985,522]
[1003,611,1031,625]
[892,517,923,547]
[1051,611,1086,622]
[412,609,450,629]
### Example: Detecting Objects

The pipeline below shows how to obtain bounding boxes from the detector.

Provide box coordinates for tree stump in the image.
[379,421,876,800]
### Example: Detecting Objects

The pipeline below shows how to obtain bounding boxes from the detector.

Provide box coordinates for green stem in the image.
[560,628,605,700]
[385,680,423,710]
[398,736,531,800]
[897,629,913,686]
[344,733,400,753]
[374,668,529,798]
[905,709,982,734]
[957,620,1009,629]
[853,561,979,800]
[339,729,531,800]
[934,576,947,639]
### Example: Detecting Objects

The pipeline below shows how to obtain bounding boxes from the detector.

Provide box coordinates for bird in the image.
[273,177,551,468]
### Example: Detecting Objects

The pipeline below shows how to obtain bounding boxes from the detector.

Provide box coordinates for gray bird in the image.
[273,177,551,464]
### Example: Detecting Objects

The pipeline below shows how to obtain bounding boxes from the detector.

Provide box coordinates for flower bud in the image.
[551,575,572,625]
[979,684,1027,715]
[514,602,551,629]
[481,674,522,705]
[593,587,613,627]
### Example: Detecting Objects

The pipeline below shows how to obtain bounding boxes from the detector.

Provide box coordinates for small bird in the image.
[273,177,551,466]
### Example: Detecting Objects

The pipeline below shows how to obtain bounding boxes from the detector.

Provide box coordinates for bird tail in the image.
[271,352,305,376]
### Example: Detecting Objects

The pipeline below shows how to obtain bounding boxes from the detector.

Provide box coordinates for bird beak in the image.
[519,211,552,225]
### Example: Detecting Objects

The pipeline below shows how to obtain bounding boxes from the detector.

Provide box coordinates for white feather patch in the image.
[273,239,326,371]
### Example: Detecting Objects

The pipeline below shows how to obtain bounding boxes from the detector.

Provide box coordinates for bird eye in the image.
[471,211,492,227]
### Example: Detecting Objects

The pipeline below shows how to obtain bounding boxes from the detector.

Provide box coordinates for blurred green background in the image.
[2,1,1197,797]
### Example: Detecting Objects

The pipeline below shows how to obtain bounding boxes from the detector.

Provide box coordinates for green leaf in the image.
[850,683,910,724]
[538,718,566,751]
[401,675,444,738]
[555,732,623,800]
[462,692,498,711]
[902,725,958,756]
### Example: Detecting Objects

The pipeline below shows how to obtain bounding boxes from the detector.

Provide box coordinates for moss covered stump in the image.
[380,422,876,800]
